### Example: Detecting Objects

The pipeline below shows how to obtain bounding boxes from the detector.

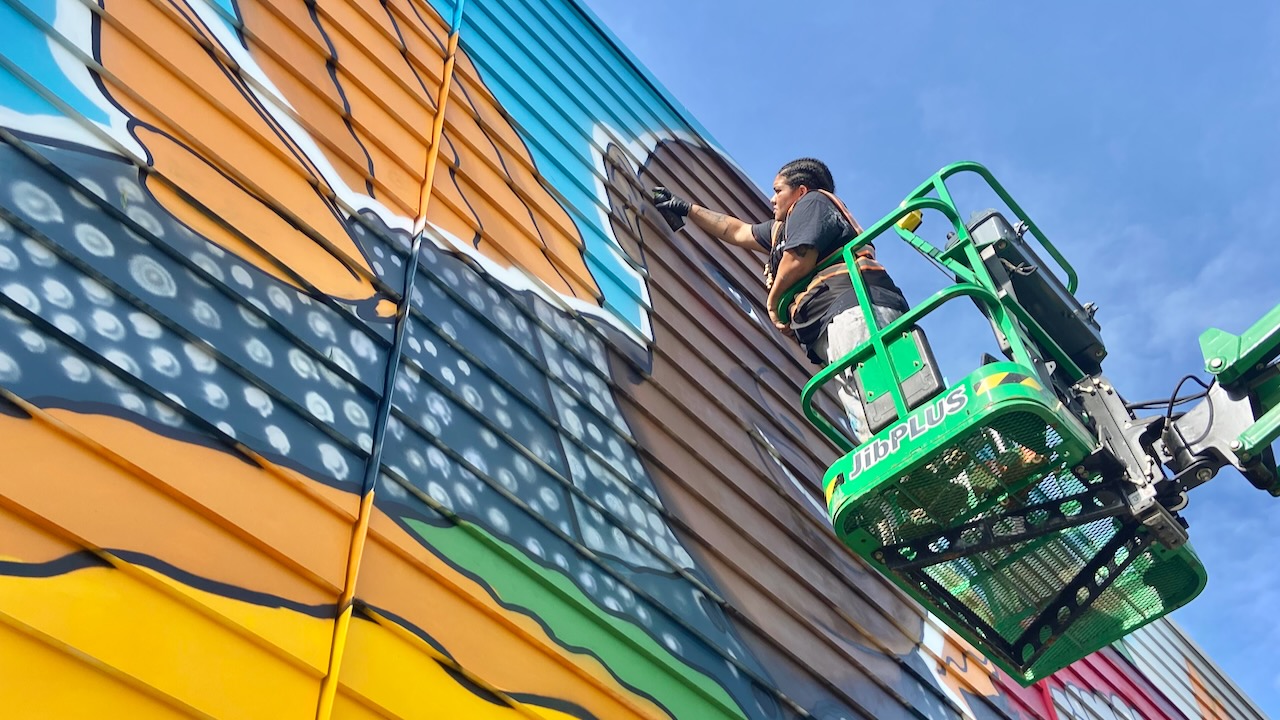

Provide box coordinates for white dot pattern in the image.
[0,145,763,707]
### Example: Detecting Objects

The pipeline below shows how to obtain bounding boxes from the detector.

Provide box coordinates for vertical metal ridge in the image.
[314,2,469,717]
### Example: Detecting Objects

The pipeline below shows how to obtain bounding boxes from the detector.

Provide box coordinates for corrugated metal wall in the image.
[0,0,1260,718]
[1115,620,1267,720]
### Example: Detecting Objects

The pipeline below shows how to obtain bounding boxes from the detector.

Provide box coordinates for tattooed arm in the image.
[685,205,761,250]
[766,245,817,328]
[650,187,762,251]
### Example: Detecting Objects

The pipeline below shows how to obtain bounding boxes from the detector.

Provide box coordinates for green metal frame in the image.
[1200,304,1280,461]
[780,162,1208,684]
[779,162,1086,454]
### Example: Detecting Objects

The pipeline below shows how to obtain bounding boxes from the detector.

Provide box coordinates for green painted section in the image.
[402,518,748,720]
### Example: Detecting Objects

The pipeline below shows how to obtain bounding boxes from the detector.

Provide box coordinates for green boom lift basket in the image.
[781,163,1208,684]
[824,363,1207,683]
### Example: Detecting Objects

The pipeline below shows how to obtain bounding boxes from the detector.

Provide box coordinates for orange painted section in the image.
[0,503,82,566]
[99,0,379,301]
[238,1,388,199]
[0,407,344,608]
[1189,661,1230,720]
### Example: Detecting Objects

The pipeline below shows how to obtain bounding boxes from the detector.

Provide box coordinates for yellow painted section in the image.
[974,372,1010,396]
[335,614,580,720]
[329,693,389,720]
[0,558,611,720]
[0,619,185,719]
[0,562,328,719]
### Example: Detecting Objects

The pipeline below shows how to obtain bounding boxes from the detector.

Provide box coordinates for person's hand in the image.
[650,187,691,216]
[768,309,793,337]
[650,187,690,231]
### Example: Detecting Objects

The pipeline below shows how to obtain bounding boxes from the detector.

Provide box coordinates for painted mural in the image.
[0,1,1253,718]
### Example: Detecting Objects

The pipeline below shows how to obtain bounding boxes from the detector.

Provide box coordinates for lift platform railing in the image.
[776,162,1209,684]
[780,163,1093,455]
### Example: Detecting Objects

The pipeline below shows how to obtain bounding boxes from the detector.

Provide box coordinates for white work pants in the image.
[811,305,905,445]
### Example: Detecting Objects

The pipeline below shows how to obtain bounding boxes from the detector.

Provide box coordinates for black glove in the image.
[650,187,690,231]
[651,187,691,216]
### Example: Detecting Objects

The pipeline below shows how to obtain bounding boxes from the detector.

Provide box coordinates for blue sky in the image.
[582,0,1280,714]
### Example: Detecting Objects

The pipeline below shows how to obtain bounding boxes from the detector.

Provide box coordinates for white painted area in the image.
[918,618,979,718]
[0,0,144,157]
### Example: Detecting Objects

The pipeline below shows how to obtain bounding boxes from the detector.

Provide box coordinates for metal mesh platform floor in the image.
[833,412,1207,683]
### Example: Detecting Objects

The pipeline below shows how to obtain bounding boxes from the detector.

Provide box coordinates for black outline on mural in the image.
[385,507,692,720]
[0,551,335,617]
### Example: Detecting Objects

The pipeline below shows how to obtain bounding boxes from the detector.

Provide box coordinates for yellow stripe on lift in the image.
[974,372,1042,396]
[974,372,1011,396]
[1017,376,1043,391]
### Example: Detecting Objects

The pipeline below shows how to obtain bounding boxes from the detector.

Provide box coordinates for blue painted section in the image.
[0,64,62,119]
[565,0,727,156]
[204,0,242,36]
[422,0,698,333]
[0,0,108,124]
[449,0,466,30]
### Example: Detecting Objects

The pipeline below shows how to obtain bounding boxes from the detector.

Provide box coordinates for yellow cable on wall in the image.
[314,5,468,718]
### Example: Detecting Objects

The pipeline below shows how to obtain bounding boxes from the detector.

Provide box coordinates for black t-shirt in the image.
[752,192,908,363]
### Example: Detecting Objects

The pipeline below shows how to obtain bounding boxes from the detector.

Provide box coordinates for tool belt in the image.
[764,190,883,322]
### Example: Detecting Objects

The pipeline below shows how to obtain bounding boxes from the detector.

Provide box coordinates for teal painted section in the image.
[0,0,107,124]
[422,0,701,332]
[0,64,61,119]
[201,0,244,34]
[564,0,730,161]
